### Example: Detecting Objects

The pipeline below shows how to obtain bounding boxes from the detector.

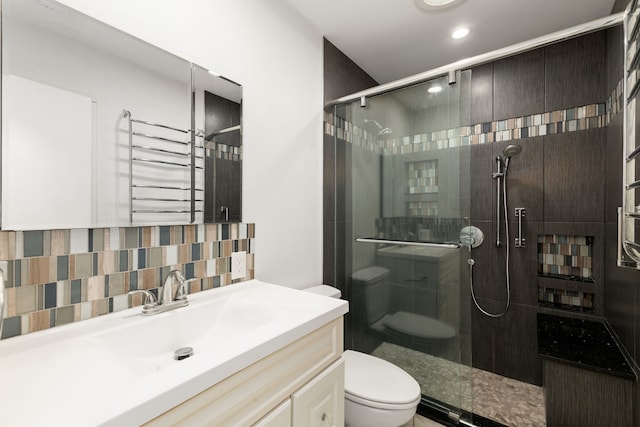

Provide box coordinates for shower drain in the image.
[174,346,194,361]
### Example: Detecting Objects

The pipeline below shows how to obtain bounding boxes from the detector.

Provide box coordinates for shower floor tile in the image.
[372,342,546,427]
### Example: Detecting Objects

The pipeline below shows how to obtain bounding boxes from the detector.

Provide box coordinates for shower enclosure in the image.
[331,71,474,421]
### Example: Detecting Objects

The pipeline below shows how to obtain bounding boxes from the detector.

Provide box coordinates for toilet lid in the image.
[343,350,421,410]
[383,311,456,340]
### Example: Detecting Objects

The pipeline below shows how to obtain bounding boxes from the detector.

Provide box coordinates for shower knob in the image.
[460,226,484,248]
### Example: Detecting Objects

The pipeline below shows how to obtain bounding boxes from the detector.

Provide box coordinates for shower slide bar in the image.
[124,109,203,224]
[355,237,461,249]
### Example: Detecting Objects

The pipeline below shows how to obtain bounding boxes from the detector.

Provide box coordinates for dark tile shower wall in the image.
[466,30,615,385]
[323,27,638,388]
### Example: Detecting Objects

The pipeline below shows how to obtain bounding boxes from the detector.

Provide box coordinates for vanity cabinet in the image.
[144,318,344,427]
[253,400,292,427]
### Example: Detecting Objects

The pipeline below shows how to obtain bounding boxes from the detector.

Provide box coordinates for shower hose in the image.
[469,166,511,318]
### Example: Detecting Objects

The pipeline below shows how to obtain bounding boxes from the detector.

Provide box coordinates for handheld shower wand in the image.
[471,144,522,318]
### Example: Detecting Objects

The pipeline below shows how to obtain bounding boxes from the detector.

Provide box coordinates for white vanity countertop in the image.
[0,280,348,426]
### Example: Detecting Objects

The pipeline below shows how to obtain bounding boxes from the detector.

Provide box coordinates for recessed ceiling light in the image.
[451,27,470,39]
[428,86,442,93]
[414,0,466,12]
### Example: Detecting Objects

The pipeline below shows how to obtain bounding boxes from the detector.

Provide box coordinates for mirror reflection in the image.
[1,0,242,230]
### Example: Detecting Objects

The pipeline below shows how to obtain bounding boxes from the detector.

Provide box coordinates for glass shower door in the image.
[335,71,472,420]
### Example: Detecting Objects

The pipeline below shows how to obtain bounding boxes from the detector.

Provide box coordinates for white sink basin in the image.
[0,280,348,426]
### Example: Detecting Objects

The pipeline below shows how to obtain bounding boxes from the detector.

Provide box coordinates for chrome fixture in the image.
[472,144,522,318]
[327,13,622,108]
[128,270,193,315]
[363,118,393,138]
[355,237,461,249]
[515,207,526,248]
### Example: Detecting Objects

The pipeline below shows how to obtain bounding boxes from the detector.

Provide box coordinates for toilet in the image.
[351,266,456,356]
[305,285,421,427]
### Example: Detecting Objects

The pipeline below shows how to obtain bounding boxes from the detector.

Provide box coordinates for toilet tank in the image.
[351,266,390,324]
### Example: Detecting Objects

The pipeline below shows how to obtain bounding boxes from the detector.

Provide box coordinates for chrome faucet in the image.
[129,270,192,316]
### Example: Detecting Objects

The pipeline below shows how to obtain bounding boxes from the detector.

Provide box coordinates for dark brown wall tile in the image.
[543,129,605,223]
[470,63,493,125]
[323,38,378,105]
[606,25,624,95]
[545,32,606,112]
[493,49,545,121]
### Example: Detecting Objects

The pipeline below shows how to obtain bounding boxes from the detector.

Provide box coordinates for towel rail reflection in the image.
[355,237,461,249]
[124,109,203,224]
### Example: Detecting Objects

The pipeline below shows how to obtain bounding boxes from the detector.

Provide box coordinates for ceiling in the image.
[280,0,618,84]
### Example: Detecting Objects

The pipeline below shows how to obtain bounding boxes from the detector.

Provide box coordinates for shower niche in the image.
[537,234,596,312]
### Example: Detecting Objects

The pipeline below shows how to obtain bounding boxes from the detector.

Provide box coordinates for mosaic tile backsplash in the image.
[0,223,255,339]
[537,235,594,281]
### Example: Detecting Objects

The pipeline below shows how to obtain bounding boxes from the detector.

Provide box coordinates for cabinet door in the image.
[253,399,291,427]
[291,358,344,427]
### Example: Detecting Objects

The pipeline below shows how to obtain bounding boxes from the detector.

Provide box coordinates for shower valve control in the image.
[515,208,526,248]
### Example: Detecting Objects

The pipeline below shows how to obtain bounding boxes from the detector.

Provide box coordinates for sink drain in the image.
[174,346,194,361]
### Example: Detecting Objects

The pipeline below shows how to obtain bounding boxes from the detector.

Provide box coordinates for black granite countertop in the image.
[537,313,637,380]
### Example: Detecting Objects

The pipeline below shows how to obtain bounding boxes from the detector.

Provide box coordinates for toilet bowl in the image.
[351,266,456,356]
[305,285,421,427]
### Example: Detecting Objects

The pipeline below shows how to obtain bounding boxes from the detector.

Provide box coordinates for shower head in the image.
[503,144,522,158]
[502,144,522,168]
[364,118,392,138]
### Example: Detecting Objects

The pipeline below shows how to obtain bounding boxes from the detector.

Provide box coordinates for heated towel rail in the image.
[622,1,640,268]
[124,110,204,224]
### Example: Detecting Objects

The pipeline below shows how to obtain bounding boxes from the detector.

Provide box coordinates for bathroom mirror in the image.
[1,0,242,230]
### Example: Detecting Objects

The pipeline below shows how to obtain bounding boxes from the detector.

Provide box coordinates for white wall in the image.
[4,16,193,228]
[57,0,325,289]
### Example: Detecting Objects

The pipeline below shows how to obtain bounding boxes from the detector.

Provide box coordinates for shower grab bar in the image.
[515,207,526,248]
[355,237,461,249]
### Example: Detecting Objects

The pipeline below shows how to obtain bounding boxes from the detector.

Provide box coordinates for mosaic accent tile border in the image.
[537,235,593,281]
[324,78,624,154]
[205,142,242,162]
[0,223,255,339]
[326,102,608,155]
[538,287,594,311]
